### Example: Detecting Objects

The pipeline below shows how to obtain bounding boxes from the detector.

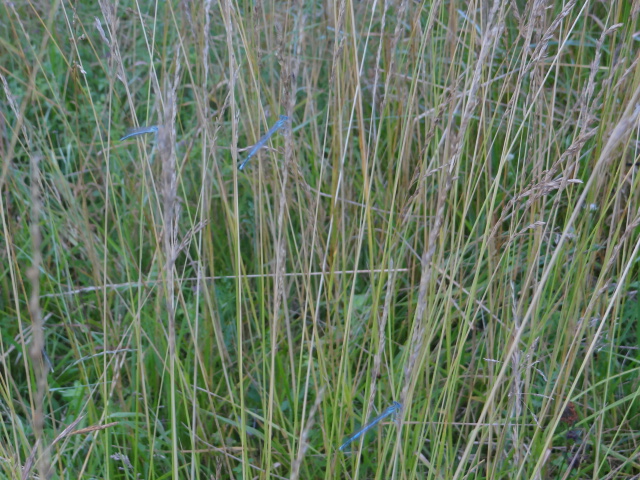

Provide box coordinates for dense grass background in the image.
[2,0,640,478]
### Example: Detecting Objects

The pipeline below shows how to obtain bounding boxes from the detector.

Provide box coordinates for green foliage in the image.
[1,0,640,479]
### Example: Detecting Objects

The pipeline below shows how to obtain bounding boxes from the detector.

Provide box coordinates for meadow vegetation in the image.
[1,0,640,478]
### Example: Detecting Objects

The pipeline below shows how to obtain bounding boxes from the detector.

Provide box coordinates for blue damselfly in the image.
[339,401,401,451]
[238,115,289,170]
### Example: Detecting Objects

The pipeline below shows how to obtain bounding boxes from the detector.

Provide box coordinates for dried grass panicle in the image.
[290,388,324,480]
[366,263,396,417]
[580,24,623,117]
[399,252,430,412]
[601,211,640,276]
[398,0,505,418]
[26,151,51,480]
[98,0,126,84]
[490,173,585,240]
[526,0,578,69]
[270,0,304,349]
[328,0,347,84]
[441,0,504,209]
[156,60,181,364]
[378,0,410,117]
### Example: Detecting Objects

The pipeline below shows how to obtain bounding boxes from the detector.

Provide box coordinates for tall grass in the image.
[1,0,640,479]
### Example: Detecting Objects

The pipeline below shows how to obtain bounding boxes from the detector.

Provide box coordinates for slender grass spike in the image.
[238,115,289,171]
[339,401,401,452]
[119,125,159,141]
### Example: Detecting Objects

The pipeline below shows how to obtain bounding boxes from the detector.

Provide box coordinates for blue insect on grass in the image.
[238,115,289,171]
[339,401,401,452]
[119,125,159,141]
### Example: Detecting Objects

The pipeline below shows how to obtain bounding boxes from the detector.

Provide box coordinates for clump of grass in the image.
[1,1,640,479]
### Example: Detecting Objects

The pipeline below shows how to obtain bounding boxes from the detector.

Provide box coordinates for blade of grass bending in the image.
[238,115,289,171]
[339,401,401,452]
[119,125,159,141]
